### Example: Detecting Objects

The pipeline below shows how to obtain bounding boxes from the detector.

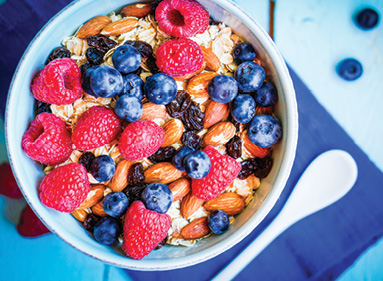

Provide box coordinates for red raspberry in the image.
[192,146,241,200]
[31,58,82,105]
[155,0,209,38]
[17,205,51,238]
[72,106,121,151]
[156,38,204,78]
[0,163,23,199]
[39,163,90,212]
[22,113,72,166]
[119,120,164,161]
[122,201,171,260]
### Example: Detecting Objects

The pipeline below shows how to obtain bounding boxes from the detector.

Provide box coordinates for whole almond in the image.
[79,184,105,209]
[181,192,205,219]
[203,100,230,128]
[144,162,183,184]
[187,72,218,103]
[241,130,271,158]
[121,3,153,18]
[202,122,236,147]
[140,102,168,121]
[101,18,138,36]
[168,178,191,202]
[71,209,88,222]
[77,15,112,39]
[161,119,184,147]
[202,46,221,72]
[109,160,134,192]
[91,201,107,217]
[204,192,245,216]
[181,217,211,239]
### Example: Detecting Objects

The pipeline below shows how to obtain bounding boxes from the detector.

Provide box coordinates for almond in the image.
[181,192,205,219]
[140,102,168,121]
[161,119,184,147]
[186,72,218,103]
[202,46,221,72]
[181,217,211,239]
[144,162,183,184]
[109,160,135,192]
[78,184,105,209]
[255,105,274,116]
[101,18,138,36]
[121,3,153,18]
[77,15,112,39]
[241,130,271,158]
[174,61,206,82]
[204,192,245,216]
[203,100,230,129]
[168,178,191,202]
[71,209,88,222]
[202,121,236,147]
[91,201,107,217]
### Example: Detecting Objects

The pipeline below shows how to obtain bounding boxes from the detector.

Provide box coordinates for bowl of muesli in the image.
[6,0,298,270]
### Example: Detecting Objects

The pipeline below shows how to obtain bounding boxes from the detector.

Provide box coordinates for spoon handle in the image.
[211,150,357,281]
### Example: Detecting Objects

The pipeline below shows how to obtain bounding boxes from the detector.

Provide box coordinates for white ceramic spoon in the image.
[211,149,358,281]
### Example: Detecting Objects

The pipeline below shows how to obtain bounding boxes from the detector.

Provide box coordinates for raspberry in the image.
[0,163,23,199]
[72,106,121,151]
[155,0,209,38]
[31,58,82,105]
[192,146,241,200]
[17,205,51,238]
[22,113,72,166]
[156,38,204,78]
[39,163,90,212]
[122,201,171,259]
[119,120,165,161]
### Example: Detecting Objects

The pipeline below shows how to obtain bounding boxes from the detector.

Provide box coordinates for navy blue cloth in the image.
[1,1,383,280]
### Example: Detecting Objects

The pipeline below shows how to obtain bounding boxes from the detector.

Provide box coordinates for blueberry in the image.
[114,95,143,122]
[141,183,173,214]
[254,82,278,107]
[89,155,116,182]
[122,74,144,100]
[81,66,99,96]
[112,45,142,74]
[89,65,124,98]
[93,217,122,245]
[208,210,230,234]
[144,73,177,105]
[183,150,211,179]
[102,192,129,218]
[85,47,103,65]
[172,146,194,171]
[207,74,238,104]
[248,114,282,148]
[355,8,379,30]
[233,42,256,64]
[80,63,93,76]
[336,58,363,81]
[230,94,256,123]
[235,61,266,92]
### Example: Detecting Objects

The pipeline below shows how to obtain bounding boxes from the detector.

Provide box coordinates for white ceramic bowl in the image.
[6,0,298,270]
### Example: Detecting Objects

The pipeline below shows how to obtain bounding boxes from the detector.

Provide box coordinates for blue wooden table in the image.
[1,0,382,280]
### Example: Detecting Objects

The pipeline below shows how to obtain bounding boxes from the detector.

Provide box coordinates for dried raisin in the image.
[34,100,52,116]
[238,158,258,180]
[146,55,160,74]
[78,152,96,173]
[83,213,102,232]
[181,131,202,150]
[87,35,117,53]
[181,102,204,131]
[254,156,273,178]
[124,183,147,203]
[148,146,176,164]
[46,47,71,65]
[166,91,192,118]
[226,135,242,159]
[124,40,153,58]
[128,163,145,186]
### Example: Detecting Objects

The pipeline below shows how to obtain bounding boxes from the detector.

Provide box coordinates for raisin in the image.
[124,40,153,59]
[146,55,160,74]
[78,152,96,172]
[34,100,52,116]
[181,131,202,150]
[148,146,177,164]
[87,35,117,53]
[228,114,241,131]
[254,156,273,178]
[131,66,143,76]
[181,102,204,131]
[152,0,164,10]
[83,213,102,232]
[46,47,71,65]
[128,163,145,186]
[85,47,103,65]
[124,183,147,203]
[238,158,258,180]
[80,63,93,76]
[226,135,242,159]
[166,91,193,118]
[154,235,168,250]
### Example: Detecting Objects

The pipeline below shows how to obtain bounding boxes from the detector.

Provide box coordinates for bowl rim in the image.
[5,0,298,270]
